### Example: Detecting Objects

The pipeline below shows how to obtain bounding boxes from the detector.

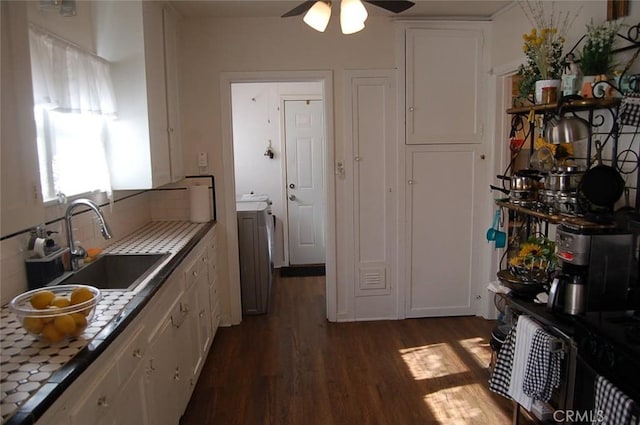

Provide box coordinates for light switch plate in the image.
[198,152,208,167]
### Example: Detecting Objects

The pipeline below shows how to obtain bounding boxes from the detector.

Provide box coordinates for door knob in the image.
[289,195,296,201]
[289,183,295,189]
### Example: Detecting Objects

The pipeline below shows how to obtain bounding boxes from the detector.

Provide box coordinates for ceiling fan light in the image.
[340,0,367,34]
[341,0,368,22]
[303,1,332,32]
[341,18,365,34]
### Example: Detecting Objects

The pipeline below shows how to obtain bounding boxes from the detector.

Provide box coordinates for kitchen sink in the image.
[59,253,170,291]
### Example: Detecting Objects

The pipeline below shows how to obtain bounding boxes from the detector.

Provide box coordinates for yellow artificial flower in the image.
[518,243,541,258]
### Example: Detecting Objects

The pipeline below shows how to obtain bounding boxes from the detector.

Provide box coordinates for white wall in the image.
[178,15,398,320]
[231,81,322,267]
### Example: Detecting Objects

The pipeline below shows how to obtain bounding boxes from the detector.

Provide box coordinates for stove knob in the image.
[588,338,599,357]
[603,345,616,369]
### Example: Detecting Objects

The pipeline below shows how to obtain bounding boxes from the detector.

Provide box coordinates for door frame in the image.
[220,71,337,322]
[280,95,324,267]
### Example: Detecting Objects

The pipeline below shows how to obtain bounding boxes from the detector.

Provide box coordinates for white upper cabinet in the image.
[1,2,45,236]
[96,1,183,189]
[405,24,488,145]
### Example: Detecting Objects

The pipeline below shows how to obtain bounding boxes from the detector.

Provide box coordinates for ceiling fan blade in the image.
[281,1,318,18]
[364,0,415,14]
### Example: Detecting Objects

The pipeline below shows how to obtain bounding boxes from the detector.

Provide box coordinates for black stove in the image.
[573,310,640,409]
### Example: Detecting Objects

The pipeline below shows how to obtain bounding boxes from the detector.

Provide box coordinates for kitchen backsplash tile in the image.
[0,192,153,305]
[150,189,190,221]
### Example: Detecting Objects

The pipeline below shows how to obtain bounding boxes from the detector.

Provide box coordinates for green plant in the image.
[579,20,623,76]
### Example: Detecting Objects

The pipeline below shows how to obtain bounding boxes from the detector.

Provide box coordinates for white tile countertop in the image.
[0,221,207,425]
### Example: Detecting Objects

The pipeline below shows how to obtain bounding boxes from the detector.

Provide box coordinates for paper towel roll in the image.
[33,238,47,258]
[189,185,211,223]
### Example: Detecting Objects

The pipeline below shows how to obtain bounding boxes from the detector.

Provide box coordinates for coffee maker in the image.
[548,225,634,314]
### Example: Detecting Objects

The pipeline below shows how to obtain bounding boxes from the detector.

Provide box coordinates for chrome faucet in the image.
[65,199,112,271]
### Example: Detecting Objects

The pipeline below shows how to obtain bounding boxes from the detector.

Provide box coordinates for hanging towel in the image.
[522,328,562,401]
[619,93,640,128]
[489,322,517,399]
[594,375,639,425]
[508,315,541,411]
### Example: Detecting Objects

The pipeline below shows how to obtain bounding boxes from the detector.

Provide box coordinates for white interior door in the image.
[284,100,325,265]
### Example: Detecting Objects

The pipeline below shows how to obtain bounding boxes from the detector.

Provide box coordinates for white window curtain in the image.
[28,25,116,201]
[28,24,117,115]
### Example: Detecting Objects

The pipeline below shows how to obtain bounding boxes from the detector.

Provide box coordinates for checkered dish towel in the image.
[522,328,562,402]
[618,93,640,128]
[488,322,517,399]
[594,375,639,425]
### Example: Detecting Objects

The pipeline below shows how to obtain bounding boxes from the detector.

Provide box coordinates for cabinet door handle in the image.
[408,180,414,185]
[97,396,109,407]
[192,270,198,277]
[174,368,180,381]
[133,348,142,359]
[409,107,415,112]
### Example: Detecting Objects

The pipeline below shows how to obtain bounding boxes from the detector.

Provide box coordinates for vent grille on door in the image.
[357,266,389,296]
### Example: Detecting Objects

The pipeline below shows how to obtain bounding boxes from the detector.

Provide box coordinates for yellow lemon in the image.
[42,306,59,323]
[41,323,65,344]
[53,314,76,336]
[50,296,71,308]
[70,287,94,306]
[69,312,88,335]
[22,316,44,334]
[30,290,56,309]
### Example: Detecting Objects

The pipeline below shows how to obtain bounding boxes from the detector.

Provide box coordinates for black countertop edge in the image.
[504,294,577,338]
[4,221,215,425]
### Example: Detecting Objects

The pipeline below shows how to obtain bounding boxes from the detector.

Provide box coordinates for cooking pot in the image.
[544,171,584,192]
[554,192,580,215]
[497,172,542,192]
[538,189,558,213]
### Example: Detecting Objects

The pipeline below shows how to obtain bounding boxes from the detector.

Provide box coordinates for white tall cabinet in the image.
[402,22,491,318]
[342,70,398,321]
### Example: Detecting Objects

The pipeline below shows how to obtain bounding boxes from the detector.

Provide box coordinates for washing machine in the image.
[236,199,273,315]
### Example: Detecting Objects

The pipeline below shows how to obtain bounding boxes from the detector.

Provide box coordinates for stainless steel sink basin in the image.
[59,253,170,291]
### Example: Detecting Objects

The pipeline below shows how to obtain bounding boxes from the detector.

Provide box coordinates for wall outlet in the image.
[198,152,208,167]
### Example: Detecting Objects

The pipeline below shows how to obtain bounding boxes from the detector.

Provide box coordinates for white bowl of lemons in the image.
[9,285,101,344]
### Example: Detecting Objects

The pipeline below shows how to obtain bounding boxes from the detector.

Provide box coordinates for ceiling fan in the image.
[282,0,416,34]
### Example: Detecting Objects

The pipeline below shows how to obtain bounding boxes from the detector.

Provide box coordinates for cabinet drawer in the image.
[69,361,119,425]
[184,251,206,289]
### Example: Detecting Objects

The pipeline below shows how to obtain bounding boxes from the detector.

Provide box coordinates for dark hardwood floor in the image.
[180,274,526,425]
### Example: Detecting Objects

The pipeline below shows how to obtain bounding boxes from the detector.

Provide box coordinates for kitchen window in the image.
[28,25,117,202]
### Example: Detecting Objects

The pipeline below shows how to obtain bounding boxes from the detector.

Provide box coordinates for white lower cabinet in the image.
[35,226,219,425]
[115,365,150,425]
[206,228,220,334]
[145,301,182,425]
[69,360,119,425]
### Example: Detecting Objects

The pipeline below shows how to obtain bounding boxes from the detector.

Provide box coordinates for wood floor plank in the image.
[180,275,525,425]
